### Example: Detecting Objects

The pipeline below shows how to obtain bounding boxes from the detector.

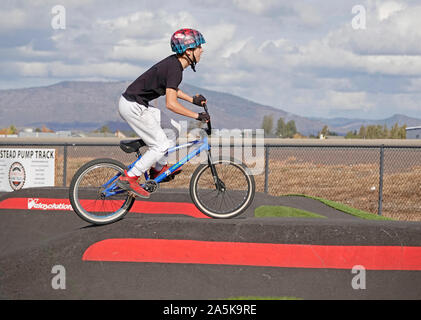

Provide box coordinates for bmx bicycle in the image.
[69,104,255,225]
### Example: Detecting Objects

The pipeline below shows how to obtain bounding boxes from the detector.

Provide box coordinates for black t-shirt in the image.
[123,54,183,107]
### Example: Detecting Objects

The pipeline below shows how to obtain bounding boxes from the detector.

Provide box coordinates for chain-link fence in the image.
[1,140,421,221]
[262,144,421,221]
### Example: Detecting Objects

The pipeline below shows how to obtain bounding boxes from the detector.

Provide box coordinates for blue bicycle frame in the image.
[101,135,211,197]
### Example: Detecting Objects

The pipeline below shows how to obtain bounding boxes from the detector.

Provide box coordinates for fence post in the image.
[62,144,68,187]
[378,144,385,216]
[264,146,269,194]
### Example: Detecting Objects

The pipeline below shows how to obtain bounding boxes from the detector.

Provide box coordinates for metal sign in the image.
[0,148,55,192]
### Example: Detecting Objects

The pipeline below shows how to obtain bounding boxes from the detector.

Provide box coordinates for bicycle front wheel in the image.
[69,158,135,225]
[190,158,255,218]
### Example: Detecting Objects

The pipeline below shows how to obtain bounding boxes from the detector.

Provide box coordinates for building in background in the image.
[406,126,421,139]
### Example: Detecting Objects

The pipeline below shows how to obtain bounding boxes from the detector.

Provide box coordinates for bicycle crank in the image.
[143,180,159,193]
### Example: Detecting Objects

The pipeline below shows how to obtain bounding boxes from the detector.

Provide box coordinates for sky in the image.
[1,0,421,120]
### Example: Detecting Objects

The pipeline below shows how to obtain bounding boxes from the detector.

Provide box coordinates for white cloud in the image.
[231,0,278,15]
[378,1,406,21]
[203,69,254,85]
[292,3,323,27]
[98,11,155,33]
[407,78,421,92]
[323,91,373,111]
[48,61,144,79]
[0,9,27,31]
[0,62,48,77]
[284,41,421,77]
[0,42,55,63]
[108,39,169,61]
[221,38,252,58]
[201,24,237,56]
[0,60,143,80]
[328,3,421,55]
[96,10,197,39]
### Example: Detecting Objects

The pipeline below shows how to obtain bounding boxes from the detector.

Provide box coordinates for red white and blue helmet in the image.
[171,28,206,55]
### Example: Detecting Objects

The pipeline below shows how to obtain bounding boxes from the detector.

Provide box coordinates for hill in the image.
[1,81,420,136]
[310,114,421,134]
[0,81,325,136]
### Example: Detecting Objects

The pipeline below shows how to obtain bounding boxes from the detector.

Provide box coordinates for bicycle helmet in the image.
[171,28,206,72]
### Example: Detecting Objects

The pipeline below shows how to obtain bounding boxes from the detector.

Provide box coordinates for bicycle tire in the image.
[189,158,255,218]
[69,158,135,225]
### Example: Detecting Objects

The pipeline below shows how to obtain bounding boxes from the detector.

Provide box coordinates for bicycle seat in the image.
[119,139,147,153]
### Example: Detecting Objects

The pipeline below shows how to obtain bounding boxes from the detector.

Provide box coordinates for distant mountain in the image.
[0,80,326,136]
[0,80,420,136]
[0,81,129,130]
[310,114,421,134]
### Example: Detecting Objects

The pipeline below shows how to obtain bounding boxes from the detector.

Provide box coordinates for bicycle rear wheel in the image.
[190,158,255,218]
[69,158,135,225]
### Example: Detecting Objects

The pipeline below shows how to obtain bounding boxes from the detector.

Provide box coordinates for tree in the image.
[367,125,378,139]
[390,123,399,139]
[318,125,330,138]
[345,130,358,139]
[275,117,286,138]
[382,124,389,139]
[275,118,297,138]
[398,124,406,139]
[7,125,17,134]
[285,120,297,138]
[99,125,111,133]
[261,115,274,137]
[359,125,366,139]
[345,122,407,139]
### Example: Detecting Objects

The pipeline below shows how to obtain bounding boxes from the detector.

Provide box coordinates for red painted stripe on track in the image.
[130,202,207,218]
[82,239,421,271]
[0,197,207,218]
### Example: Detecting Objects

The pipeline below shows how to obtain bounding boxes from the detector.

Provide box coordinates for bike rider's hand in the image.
[193,94,207,107]
[196,112,210,122]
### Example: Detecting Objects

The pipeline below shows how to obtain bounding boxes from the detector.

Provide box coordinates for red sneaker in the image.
[149,165,182,181]
[116,170,150,198]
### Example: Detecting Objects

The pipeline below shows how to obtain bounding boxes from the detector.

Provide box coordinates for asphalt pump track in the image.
[0,187,421,300]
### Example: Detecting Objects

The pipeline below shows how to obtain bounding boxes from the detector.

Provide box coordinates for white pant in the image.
[118,95,177,176]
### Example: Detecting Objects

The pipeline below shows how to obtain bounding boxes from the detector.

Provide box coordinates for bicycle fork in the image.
[207,151,226,192]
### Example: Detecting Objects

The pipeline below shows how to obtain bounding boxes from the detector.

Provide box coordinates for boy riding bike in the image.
[117,28,209,199]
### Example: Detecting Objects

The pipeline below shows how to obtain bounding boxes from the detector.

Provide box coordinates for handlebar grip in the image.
[202,103,211,135]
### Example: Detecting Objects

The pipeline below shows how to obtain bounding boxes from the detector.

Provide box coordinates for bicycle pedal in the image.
[162,170,181,182]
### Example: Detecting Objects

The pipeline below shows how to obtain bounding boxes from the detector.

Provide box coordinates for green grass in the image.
[254,205,326,219]
[225,296,303,300]
[285,194,393,221]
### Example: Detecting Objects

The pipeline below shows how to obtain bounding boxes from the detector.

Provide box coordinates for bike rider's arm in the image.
[177,89,207,106]
[176,89,193,104]
[166,88,199,119]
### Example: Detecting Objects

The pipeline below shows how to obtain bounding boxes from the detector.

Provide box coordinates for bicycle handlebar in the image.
[202,103,212,136]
